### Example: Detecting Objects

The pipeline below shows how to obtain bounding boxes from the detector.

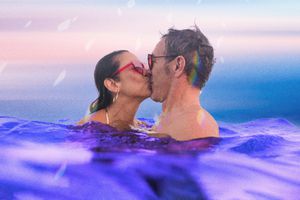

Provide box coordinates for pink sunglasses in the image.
[112,61,149,77]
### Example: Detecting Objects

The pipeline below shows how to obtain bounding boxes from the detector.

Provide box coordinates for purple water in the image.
[0,116,300,199]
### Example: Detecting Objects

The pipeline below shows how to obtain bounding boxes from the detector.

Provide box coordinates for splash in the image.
[1,142,92,165]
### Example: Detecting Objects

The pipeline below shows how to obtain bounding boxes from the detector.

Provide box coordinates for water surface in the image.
[1,116,299,199]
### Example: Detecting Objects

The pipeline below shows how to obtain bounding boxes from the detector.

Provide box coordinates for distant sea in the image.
[1,55,299,126]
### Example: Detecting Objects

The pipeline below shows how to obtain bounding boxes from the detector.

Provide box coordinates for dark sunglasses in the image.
[147,54,178,70]
[112,61,149,77]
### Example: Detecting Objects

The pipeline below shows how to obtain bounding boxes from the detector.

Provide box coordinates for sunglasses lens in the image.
[133,66,145,75]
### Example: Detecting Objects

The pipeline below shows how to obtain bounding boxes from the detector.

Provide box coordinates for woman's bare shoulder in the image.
[77,110,106,125]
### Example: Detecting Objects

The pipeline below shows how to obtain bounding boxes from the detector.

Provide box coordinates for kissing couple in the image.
[79,25,219,141]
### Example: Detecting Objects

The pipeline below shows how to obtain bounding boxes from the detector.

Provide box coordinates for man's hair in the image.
[162,25,215,89]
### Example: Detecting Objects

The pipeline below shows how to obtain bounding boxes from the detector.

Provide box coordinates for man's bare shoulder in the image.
[200,109,219,137]
[167,109,219,140]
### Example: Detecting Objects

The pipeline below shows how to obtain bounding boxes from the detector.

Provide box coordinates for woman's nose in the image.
[142,63,151,77]
[145,69,152,77]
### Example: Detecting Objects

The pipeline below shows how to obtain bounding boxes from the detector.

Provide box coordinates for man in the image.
[148,25,219,141]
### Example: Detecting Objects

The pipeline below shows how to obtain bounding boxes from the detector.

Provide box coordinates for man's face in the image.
[150,38,173,102]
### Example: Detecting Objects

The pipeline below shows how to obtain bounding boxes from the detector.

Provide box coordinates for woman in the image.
[78,50,151,131]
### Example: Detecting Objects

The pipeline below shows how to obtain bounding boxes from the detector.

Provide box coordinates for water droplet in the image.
[220,56,225,64]
[221,22,227,29]
[117,8,123,16]
[54,162,67,181]
[57,19,72,32]
[85,39,96,51]
[216,36,224,48]
[72,16,78,22]
[127,0,135,8]
[53,70,66,87]
[0,61,7,74]
[166,12,173,23]
[135,37,141,51]
[24,20,32,28]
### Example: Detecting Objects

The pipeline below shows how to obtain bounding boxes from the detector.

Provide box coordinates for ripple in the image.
[230,135,286,155]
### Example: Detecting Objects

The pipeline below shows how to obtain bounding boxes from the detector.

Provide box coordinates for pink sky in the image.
[1,32,300,64]
[0,1,299,99]
[1,3,299,64]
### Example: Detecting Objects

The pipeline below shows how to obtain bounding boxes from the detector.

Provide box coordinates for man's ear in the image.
[104,78,120,93]
[174,55,186,77]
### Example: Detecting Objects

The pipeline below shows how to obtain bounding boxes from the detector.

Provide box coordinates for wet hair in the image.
[89,50,128,113]
[162,25,215,89]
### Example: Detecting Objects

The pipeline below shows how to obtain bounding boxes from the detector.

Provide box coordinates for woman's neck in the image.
[106,96,142,130]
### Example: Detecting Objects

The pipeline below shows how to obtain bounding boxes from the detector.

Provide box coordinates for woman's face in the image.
[116,52,151,100]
